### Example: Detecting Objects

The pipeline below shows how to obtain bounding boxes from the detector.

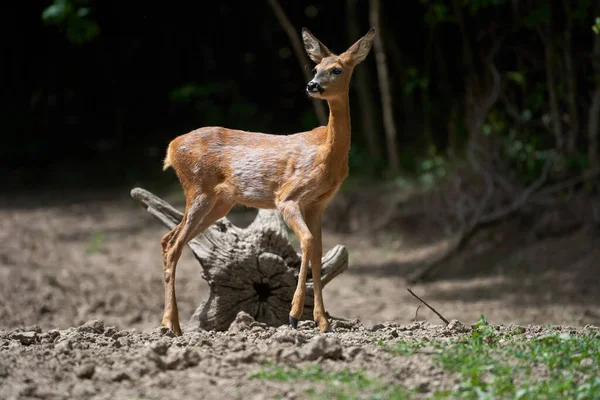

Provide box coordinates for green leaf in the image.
[593,19,600,35]
[524,4,550,29]
[506,71,525,86]
[67,17,100,45]
[76,7,91,17]
[42,3,67,23]
[482,124,492,136]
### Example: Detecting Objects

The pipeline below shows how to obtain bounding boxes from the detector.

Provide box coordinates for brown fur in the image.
[159,27,375,335]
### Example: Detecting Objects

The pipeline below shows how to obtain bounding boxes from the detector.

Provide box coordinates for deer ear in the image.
[302,28,331,63]
[343,28,375,65]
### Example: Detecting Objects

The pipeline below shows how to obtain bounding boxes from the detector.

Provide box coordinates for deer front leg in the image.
[305,206,332,332]
[277,201,313,328]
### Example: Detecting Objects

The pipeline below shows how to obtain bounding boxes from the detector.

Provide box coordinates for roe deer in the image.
[160,27,375,335]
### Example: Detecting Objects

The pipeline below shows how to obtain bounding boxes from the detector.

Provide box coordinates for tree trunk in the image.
[447,102,459,160]
[563,1,579,154]
[267,0,328,126]
[451,0,476,152]
[386,32,417,144]
[589,22,600,169]
[539,24,563,152]
[436,42,460,157]
[130,187,349,331]
[369,0,400,175]
[452,0,474,74]
[421,24,436,151]
[346,0,382,162]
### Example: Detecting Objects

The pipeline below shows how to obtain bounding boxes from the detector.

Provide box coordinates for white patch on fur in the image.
[230,145,276,200]
[228,138,319,204]
[292,151,315,179]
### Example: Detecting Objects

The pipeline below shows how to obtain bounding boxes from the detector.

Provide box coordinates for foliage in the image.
[462,0,507,16]
[85,232,105,254]
[523,4,550,29]
[376,337,435,356]
[15,0,600,188]
[169,81,263,130]
[403,67,429,96]
[250,363,409,399]
[253,317,600,399]
[42,0,99,45]
[419,1,451,25]
[415,153,448,189]
[434,316,600,399]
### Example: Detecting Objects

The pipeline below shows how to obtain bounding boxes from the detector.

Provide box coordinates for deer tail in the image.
[162,141,174,171]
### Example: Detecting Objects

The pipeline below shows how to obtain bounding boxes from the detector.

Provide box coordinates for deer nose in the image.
[307,81,324,93]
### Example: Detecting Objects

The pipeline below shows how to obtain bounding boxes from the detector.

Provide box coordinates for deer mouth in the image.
[307,87,326,97]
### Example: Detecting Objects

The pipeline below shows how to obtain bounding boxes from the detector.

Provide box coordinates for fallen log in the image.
[131,187,349,331]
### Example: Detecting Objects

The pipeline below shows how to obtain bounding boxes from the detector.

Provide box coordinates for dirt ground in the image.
[1,189,599,399]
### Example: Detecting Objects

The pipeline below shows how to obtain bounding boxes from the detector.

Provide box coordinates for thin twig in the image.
[479,157,553,224]
[407,287,449,325]
[535,167,600,197]
[413,304,422,322]
[407,152,553,284]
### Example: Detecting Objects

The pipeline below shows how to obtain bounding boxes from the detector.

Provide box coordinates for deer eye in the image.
[331,68,342,75]
[312,67,317,74]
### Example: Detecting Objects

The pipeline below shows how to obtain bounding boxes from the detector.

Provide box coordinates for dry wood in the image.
[413,304,422,322]
[406,38,508,283]
[131,187,349,331]
[532,167,600,200]
[407,153,553,284]
[407,287,449,325]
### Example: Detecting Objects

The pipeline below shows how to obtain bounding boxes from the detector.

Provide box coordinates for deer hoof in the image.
[289,315,299,329]
[162,319,183,337]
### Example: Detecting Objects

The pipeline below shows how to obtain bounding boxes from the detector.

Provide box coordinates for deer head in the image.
[302,27,375,100]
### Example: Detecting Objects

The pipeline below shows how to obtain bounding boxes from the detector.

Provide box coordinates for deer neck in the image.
[324,94,351,160]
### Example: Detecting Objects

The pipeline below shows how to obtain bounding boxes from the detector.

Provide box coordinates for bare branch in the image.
[535,167,600,198]
[479,157,553,224]
[407,287,449,325]
[407,149,550,283]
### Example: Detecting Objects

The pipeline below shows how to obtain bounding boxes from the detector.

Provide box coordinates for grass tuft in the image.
[250,363,409,399]
[251,317,600,399]
[433,316,600,399]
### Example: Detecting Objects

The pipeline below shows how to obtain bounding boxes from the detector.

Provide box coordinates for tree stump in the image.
[130,188,349,332]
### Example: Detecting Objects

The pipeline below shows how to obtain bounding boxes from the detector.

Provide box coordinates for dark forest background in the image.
[2,0,600,197]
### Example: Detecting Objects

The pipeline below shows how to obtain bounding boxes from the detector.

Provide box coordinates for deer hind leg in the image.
[305,206,332,332]
[160,194,234,336]
[277,201,314,329]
